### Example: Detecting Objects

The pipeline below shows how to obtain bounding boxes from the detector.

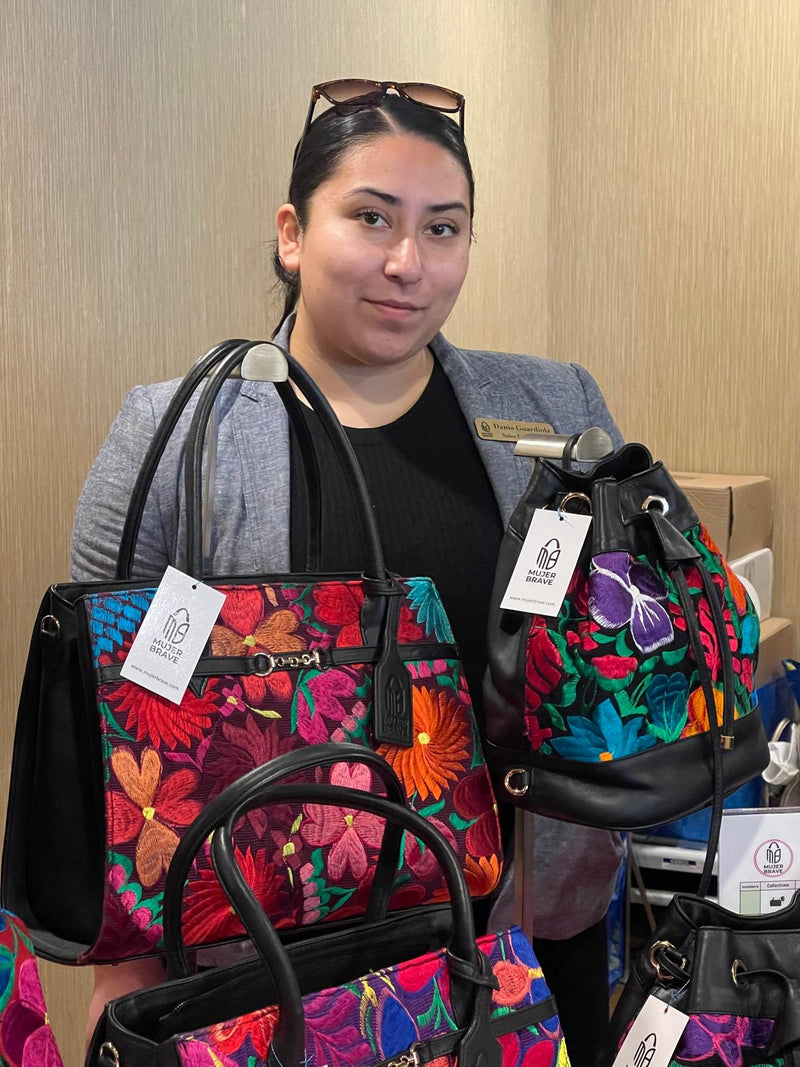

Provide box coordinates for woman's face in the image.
[277,132,472,368]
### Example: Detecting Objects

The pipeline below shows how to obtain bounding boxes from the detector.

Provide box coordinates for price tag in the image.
[500,509,592,616]
[120,566,226,704]
[610,995,689,1067]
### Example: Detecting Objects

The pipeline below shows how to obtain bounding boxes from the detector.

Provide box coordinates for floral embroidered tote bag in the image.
[483,442,768,837]
[88,767,565,1067]
[2,340,500,966]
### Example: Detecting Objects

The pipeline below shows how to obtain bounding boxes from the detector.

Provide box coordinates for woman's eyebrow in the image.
[347,187,469,213]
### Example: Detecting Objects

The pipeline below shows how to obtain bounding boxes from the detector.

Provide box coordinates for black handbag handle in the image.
[115,338,324,579]
[163,743,407,979]
[212,783,500,1067]
[183,340,387,580]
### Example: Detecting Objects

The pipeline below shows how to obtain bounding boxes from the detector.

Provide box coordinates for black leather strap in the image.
[163,744,406,979]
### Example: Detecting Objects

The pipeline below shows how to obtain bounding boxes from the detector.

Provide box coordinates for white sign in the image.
[718,807,800,915]
[500,509,592,616]
[120,566,226,704]
[610,995,689,1067]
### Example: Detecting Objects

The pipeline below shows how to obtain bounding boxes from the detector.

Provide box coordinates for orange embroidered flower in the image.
[493,959,532,1006]
[109,748,202,887]
[377,686,469,801]
[463,853,502,897]
[210,587,306,706]
[685,685,724,737]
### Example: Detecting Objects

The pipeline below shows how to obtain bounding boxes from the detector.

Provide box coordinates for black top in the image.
[289,357,505,719]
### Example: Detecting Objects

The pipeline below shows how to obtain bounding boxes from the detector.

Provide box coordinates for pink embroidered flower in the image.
[301,763,383,880]
[0,958,64,1066]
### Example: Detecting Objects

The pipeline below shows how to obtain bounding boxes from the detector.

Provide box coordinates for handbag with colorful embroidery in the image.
[483,442,768,836]
[608,889,800,1067]
[87,762,566,1067]
[2,340,501,965]
[0,910,63,1067]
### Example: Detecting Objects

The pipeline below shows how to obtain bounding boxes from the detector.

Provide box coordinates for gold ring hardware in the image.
[252,650,321,677]
[504,768,529,797]
[731,958,746,987]
[99,1043,121,1067]
[40,614,60,637]
[642,494,670,515]
[648,939,687,982]
[558,491,592,515]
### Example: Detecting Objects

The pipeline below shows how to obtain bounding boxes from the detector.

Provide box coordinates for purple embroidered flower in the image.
[589,552,674,654]
[675,1013,773,1067]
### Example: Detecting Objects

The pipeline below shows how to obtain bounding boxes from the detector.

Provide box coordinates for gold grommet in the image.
[558,492,592,514]
[731,958,746,987]
[504,768,529,797]
[648,939,687,982]
[99,1043,121,1067]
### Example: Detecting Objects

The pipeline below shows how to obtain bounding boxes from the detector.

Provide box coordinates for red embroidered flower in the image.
[182,846,289,945]
[312,583,365,647]
[209,1007,278,1058]
[593,654,639,680]
[453,770,501,858]
[525,627,562,713]
[108,682,214,751]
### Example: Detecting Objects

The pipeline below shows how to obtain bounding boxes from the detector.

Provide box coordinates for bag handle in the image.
[163,744,407,979]
[115,338,324,579]
[182,340,387,581]
[212,782,501,1067]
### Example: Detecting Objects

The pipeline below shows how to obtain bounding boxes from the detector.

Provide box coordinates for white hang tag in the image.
[610,994,689,1067]
[500,509,592,616]
[120,566,227,704]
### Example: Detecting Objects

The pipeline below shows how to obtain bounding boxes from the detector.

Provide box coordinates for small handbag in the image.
[2,340,501,965]
[483,442,768,831]
[88,752,566,1067]
[608,889,800,1067]
[0,909,64,1066]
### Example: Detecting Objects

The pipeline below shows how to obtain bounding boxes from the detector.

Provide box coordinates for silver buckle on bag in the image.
[252,650,322,676]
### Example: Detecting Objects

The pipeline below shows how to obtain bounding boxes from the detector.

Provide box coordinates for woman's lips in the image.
[366,299,423,320]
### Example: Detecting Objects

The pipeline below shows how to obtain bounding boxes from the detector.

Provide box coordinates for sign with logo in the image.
[719,808,800,914]
[474,417,554,442]
[120,566,226,704]
[610,996,688,1067]
[500,508,592,616]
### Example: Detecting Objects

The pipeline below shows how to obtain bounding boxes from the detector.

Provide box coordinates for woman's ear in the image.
[276,203,302,273]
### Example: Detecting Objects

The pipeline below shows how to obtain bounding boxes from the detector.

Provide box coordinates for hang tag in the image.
[120,566,226,704]
[500,509,591,616]
[610,995,689,1067]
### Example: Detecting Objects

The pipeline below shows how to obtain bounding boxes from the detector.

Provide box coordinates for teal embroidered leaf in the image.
[644,674,689,743]
[406,579,454,642]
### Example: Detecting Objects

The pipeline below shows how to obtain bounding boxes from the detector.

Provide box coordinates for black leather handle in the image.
[116,339,246,580]
[211,783,490,1067]
[115,338,325,579]
[163,744,407,979]
[183,340,387,580]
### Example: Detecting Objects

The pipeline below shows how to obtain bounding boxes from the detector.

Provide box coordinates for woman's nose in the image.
[385,235,422,282]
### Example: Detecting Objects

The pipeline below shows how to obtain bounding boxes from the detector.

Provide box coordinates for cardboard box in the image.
[755,617,795,690]
[672,472,773,558]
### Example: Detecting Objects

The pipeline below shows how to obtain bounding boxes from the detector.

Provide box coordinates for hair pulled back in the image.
[273,94,474,324]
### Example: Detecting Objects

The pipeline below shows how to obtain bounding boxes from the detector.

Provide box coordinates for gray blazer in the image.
[72,324,624,938]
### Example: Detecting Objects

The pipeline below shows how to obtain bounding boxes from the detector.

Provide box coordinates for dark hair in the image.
[273,94,474,323]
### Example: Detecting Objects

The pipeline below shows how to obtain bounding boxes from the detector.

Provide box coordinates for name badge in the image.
[474,418,554,442]
[500,509,591,616]
[610,995,689,1067]
[120,566,226,704]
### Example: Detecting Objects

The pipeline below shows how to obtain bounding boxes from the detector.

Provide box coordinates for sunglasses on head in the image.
[296,79,466,158]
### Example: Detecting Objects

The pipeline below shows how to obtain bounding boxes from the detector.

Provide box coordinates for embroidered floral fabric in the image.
[523,526,759,762]
[173,927,566,1067]
[668,1013,777,1067]
[0,911,63,1067]
[84,577,501,961]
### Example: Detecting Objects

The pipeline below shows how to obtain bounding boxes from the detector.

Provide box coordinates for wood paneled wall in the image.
[0,1,547,1060]
[550,0,800,623]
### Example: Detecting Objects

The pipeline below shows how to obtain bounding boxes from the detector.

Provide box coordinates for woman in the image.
[74,81,623,1065]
